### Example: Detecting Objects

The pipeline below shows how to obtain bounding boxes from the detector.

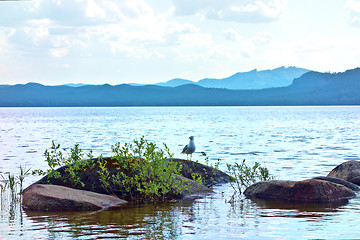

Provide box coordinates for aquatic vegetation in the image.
[33,137,197,203]
[18,165,31,195]
[226,159,274,194]
[31,138,274,203]
[110,137,184,202]
[0,165,31,204]
[32,141,94,188]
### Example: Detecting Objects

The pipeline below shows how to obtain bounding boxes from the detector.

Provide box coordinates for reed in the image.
[17,165,31,195]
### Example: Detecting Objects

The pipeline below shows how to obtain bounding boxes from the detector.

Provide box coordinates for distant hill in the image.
[60,83,90,87]
[155,66,309,89]
[0,68,359,107]
[155,78,194,87]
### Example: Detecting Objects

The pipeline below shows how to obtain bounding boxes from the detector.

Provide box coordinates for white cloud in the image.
[86,0,107,19]
[172,0,288,23]
[23,19,51,45]
[251,31,273,45]
[345,0,360,12]
[223,29,243,41]
[49,47,69,57]
[6,0,192,61]
[345,0,360,27]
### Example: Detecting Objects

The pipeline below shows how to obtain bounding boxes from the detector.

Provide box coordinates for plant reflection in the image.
[24,201,192,239]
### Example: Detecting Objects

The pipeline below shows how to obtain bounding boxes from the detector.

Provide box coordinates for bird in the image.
[181,136,196,160]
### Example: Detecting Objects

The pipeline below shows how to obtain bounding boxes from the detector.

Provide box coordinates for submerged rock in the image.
[327,160,360,185]
[23,184,128,211]
[244,179,355,203]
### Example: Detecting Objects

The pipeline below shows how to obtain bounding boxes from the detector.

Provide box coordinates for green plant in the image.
[0,173,7,196]
[3,173,18,200]
[17,165,31,195]
[227,159,273,194]
[32,140,94,188]
[33,137,192,203]
[110,136,184,202]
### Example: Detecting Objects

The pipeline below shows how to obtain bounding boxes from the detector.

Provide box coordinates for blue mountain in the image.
[0,67,359,106]
[156,66,309,89]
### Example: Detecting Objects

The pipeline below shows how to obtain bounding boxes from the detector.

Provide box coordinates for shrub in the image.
[227,159,273,194]
[33,137,186,203]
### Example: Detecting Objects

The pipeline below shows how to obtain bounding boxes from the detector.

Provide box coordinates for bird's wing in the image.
[181,144,188,154]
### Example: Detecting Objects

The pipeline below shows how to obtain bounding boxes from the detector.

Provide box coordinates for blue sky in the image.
[0,0,360,85]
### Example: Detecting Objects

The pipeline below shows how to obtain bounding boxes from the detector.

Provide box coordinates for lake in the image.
[1,106,360,239]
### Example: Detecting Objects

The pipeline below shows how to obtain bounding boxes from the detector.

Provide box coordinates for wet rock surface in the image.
[244,179,356,203]
[327,160,360,185]
[313,176,360,191]
[23,184,128,211]
[28,157,218,205]
[170,158,231,187]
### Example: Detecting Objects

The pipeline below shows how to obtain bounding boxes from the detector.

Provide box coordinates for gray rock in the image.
[244,179,355,203]
[327,160,360,185]
[22,184,128,211]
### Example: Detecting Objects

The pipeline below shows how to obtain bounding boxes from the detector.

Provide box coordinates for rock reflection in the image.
[24,201,193,239]
[249,198,347,218]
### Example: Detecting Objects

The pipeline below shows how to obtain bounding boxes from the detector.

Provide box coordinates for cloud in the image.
[345,0,360,27]
[251,31,273,45]
[172,0,288,23]
[223,29,243,41]
[48,47,68,57]
[5,0,195,60]
[23,19,51,45]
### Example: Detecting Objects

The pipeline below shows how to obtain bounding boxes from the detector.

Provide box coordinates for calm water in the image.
[1,106,360,239]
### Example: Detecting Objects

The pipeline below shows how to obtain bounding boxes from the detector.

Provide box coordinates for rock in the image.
[170,158,231,187]
[327,160,360,185]
[31,157,218,202]
[22,184,128,211]
[173,175,213,199]
[244,179,356,203]
[313,176,360,191]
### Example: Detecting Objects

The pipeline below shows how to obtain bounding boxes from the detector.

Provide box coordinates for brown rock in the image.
[244,179,355,203]
[171,158,231,187]
[313,176,360,191]
[173,175,213,199]
[327,160,360,185]
[23,184,128,211]
[32,157,222,202]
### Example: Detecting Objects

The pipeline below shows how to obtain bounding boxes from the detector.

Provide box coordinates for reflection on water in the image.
[24,203,185,239]
[1,184,360,239]
[1,106,360,239]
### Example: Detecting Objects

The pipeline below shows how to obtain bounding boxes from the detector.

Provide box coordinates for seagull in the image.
[181,136,196,160]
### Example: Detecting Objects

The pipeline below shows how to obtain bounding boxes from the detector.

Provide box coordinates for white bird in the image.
[181,136,196,160]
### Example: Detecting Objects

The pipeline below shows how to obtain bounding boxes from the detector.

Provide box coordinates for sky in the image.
[0,0,360,85]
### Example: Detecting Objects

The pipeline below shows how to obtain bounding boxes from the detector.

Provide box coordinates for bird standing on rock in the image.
[181,136,196,160]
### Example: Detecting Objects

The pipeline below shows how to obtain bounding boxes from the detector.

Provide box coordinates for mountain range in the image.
[0,67,359,107]
[155,66,309,89]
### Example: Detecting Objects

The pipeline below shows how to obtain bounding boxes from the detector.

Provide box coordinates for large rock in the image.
[173,175,213,199]
[23,184,128,211]
[244,179,356,203]
[171,158,231,186]
[313,176,360,191]
[32,157,216,202]
[327,160,360,185]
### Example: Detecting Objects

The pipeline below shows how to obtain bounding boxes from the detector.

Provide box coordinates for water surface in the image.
[1,106,360,239]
